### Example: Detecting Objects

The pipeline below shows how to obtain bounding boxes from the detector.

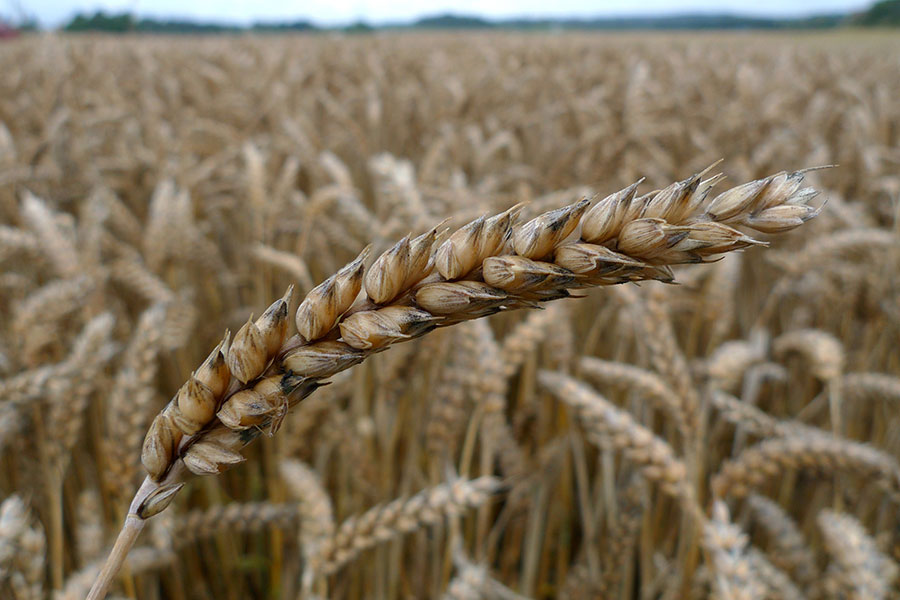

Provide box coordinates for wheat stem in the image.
[86,465,184,600]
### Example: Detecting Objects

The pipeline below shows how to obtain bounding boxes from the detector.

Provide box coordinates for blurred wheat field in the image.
[1,31,900,600]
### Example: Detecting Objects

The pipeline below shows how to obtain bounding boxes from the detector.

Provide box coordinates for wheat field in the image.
[1,31,899,600]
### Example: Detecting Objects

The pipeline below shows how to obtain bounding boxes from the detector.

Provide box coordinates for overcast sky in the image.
[20,0,873,27]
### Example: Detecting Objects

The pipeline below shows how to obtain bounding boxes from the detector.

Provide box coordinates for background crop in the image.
[1,31,899,599]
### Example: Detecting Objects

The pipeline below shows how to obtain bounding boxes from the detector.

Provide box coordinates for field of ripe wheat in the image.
[1,31,899,600]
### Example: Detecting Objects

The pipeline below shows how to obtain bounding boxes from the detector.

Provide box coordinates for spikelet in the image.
[641,173,705,223]
[171,377,217,435]
[415,281,507,317]
[295,246,369,341]
[706,179,770,222]
[136,483,185,519]
[365,236,410,304]
[670,222,762,254]
[283,340,365,379]
[141,410,181,480]
[480,203,523,254]
[435,216,486,281]
[732,171,821,233]
[192,334,231,399]
[228,374,322,436]
[434,204,521,280]
[743,204,823,233]
[512,198,589,259]
[553,242,643,275]
[254,286,293,357]
[616,218,691,261]
[482,256,576,294]
[226,319,268,384]
[182,426,247,475]
[366,227,440,305]
[217,375,286,430]
[580,180,641,244]
[402,226,440,289]
[224,287,294,384]
[753,171,808,212]
[339,306,439,350]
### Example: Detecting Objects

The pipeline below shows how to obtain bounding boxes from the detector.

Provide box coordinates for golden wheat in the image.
[1,31,898,600]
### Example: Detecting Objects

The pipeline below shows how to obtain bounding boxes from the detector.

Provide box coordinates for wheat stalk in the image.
[87,167,819,598]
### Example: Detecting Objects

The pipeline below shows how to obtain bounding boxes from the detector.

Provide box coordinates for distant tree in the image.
[64,11,134,32]
[135,18,238,33]
[413,14,494,29]
[343,20,373,34]
[252,20,317,32]
[855,0,900,25]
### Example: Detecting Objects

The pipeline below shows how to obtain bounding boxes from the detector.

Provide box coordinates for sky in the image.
[18,0,873,27]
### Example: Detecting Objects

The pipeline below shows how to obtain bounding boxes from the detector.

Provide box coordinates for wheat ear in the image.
[88,167,819,599]
[746,494,819,593]
[537,370,696,511]
[711,432,900,502]
[309,477,502,578]
[702,502,767,600]
[578,356,687,436]
[818,510,899,599]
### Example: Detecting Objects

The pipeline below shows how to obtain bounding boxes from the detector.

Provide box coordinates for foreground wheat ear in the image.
[87,166,820,599]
